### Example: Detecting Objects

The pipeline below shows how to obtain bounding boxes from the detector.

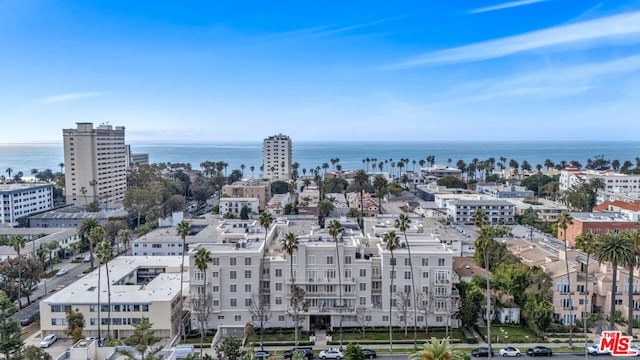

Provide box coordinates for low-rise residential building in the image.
[476,184,534,199]
[40,256,186,339]
[506,198,568,222]
[557,212,638,247]
[446,200,516,225]
[346,192,379,217]
[560,168,640,192]
[0,183,53,227]
[28,205,128,228]
[325,193,349,217]
[420,166,462,178]
[266,193,293,216]
[0,228,81,261]
[218,197,260,216]
[416,183,471,202]
[222,180,272,209]
[593,200,640,221]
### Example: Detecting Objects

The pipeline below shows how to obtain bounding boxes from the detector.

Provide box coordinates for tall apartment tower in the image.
[62,123,127,205]
[262,134,292,181]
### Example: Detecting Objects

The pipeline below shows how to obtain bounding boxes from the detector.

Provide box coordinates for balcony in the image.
[315,305,356,314]
[289,291,357,298]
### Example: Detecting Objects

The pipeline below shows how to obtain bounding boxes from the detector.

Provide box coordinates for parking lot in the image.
[24,330,72,359]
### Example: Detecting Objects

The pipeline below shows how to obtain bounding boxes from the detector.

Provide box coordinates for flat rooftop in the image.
[571,212,635,222]
[0,183,52,192]
[43,256,185,304]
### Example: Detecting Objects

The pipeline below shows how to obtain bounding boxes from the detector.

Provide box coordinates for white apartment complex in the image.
[40,256,186,339]
[0,183,53,227]
[263,134,292,181]
[189,216,459,332]
[63,122,127,205]
[560,168,640,192]
[219,197,260,216]
[446,199,516,225]
[0,228,80,261]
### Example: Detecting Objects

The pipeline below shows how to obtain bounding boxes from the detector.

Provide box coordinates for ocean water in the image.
[1,141,639,176]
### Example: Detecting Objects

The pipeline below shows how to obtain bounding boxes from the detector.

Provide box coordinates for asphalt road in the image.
[12,258,91,322]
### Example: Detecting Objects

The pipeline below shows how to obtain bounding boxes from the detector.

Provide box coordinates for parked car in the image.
[56,268,69,276]
[255,351,271,360]
[40,334,57,348]
[284,348,314,360]
[471,347,494,357]
[20,318,32,326]
[319,349,343,360]
[83,255,93,263]
[587,344,611,356]
[526,346,553,357]
[499,347,521,357]
[362,349,377,359]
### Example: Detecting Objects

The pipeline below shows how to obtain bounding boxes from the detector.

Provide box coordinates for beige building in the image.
[40,256,186,339]
[263,134,292,181]
[222,179,272,209]
[63,122,127,205]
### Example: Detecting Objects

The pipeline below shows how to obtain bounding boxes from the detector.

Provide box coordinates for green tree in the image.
[0,257,44,306]
[436,176,467,189]
[344,343,364,360]
[472,209,489,228]
[271,181,290,194]
[595,233,636,330]
[176,220,191,341]
[66,309,86,343]
[240,205,250,220]
[280,232,301,347]
[624,230,640,335]
[395,214,418,350]
[384,230,401,353]
[118,229,133,255]
[0,291,22,359]
[78,218,101,270]
[214,337,243,360]
[373,175,388,214]
[520,207,540,241]
[96,240,114,339]
[8,235,26,312]
[353,170,370,227]
[318,199,335,227]
[258,211,273,349]
[523,295,554,336]
[556,211,574,346]
[574,232,596,345]
[19,345,52,360]
[194,247,212,359]
[409,337,465,360]
[89,226,106,339]
[124,317,160,360]
[328,220,344,348]
[456,282,484,327]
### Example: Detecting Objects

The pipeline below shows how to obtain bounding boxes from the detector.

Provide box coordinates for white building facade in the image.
[263,134,292,181]
[446,200,516,225]
[560,168,640,192]
[0,183,53,227]
[63,122,128,205]
[219,197,260,216]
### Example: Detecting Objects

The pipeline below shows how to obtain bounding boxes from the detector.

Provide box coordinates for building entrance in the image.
[310,315,331,330]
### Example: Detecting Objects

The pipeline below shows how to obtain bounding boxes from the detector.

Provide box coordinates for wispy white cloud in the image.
[388,11,640,68]
[469,0,549,14]
[40,92,104,104]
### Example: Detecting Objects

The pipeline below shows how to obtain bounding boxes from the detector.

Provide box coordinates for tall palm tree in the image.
[624,230,640,335]
[280,232,300,347]
[89,226,106,340]
[258,211,273,349]
[5,168,13,180]
[409,337,465,360]
[78,218,100,269]
[96,239,114,339]
[59,162,65,174]
[176,220,191,340]
[595,233,635,330]
[395,214,418,350]
[250,165,255,178]
[328,219,344,348]
[353,170,369,227]
[557,211,575,347]
[117,229,133,255]
[9,235,26,313]
[384,230,401,354]
[575,232,596,350]
[194,247,212,359]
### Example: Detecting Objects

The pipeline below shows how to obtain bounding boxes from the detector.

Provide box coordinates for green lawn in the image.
[476,325,540,343]
[340,329,466,341]
[258,332,313,342]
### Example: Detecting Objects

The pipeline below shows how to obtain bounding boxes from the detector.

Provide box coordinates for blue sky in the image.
[2,0,640,143]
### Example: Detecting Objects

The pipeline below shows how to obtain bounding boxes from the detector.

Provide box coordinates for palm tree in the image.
[5,168,13,180]
[30,169,38,182]
[472,209,489,228]
[96,240,114,339]
[624,230,640,335]
[9,235,26,313]
[574,232,596,349]
[409,337,465,360]
[241,164,246,178]
[78,218,101,270]
[176,220,191,340]
[194,247,212,359]
[250,165,255,178]
[557,211,575,347]
[384,230,401,354]
[59,162,65,174]
[595,233,635,330]
[117,229,133,255]
[89,226,106,340]
[328,219,344,349]
[353,170,369,227]
[280,232,300,347]
[395,214,418,350]
[46,241,60,269]
[258,211,273,349]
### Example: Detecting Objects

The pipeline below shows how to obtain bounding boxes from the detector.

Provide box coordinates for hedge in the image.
[259,341,314,347]
[460,327,478,344]
[327,339,462,345]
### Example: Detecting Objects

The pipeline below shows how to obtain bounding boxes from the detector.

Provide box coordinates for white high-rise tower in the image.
[63,122,127,205]
[262,134,292,181]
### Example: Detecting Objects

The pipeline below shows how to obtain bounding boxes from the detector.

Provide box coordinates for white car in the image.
[40,334,57,348]
[56,268,69,276]
[499,347,521,357]
[588,344,611,356]
[319,349,344,360]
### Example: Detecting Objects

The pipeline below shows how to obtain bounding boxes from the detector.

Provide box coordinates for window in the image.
[230,258,236,266]
[212,271,219,278]
[360,297,367,305]
[404,285,411,294]
[245,298,252,307]
[245,284,251,292]
[245,270,252,279]
[359,283,366,291]
[404,258,411,266]
[217,315,224,319]
[213,286,219,292]
[359,269,367,277]
[308,255,316,265]
[276,283,282,291]
[345,268,352,279]
[230,285,237,293]
[142,305,149,312]
[245,258,252,266]
[235,315,242,321]
[438,258,445,266]
[390,285,396,293]
[436,316,443,323]
[382,315,389,322]
[213,300,220,307]
[230,271,237,279]
[212,258,220,266]
[435,301,446,311]
[327,256,334,265]
[275,297,282,305]
[278,315,285,322]
[345,256,352,264]
[422,271,429,279]
[404,271,412,279]
[275,269,282,277]
[390,258,396,266]
[230,298,237,307]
